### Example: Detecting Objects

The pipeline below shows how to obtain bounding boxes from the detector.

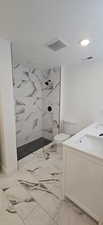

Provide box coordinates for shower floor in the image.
[17,137,51,160]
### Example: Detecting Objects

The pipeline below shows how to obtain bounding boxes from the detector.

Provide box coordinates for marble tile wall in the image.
[13,64,43,147]
[13,65,61,147]
[42,67,61,140]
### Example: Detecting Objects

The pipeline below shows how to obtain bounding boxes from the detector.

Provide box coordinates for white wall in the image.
[61,62,103,133]
[0,39,17,174]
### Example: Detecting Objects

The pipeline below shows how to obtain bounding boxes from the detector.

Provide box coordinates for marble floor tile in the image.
[24,204,55,225]
[17,170,36,183]
[19,150,51,173]
[15,201,38,221]
[18,153,34,170]
[0,144,97,225]
[54,199,97,225]
[44,180,63,200]
[0,189,9,213]
[29,164,61,181]
[0,172,18,190]
[4,181,39,220]
[4,182,31,203]
[30,189,61,219]
[0,211,24,225]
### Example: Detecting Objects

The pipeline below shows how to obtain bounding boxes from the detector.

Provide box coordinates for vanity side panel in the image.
[63,145,103,222]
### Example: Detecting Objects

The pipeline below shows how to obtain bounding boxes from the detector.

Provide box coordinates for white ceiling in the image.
[0,0,103,70]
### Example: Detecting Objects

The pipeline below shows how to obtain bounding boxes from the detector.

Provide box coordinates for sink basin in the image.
[75,134,103,158]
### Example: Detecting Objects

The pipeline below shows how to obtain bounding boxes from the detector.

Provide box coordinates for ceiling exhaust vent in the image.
[82,56,94,61]
[47,39,67,52]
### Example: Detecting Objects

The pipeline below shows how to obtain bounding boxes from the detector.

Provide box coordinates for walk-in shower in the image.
[13,65,61,159]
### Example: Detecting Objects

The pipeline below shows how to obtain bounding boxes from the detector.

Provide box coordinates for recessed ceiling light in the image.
[80,39,90,47]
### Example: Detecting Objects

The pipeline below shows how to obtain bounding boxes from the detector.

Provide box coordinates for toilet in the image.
[54,133,70,154]
[53,121,71,154]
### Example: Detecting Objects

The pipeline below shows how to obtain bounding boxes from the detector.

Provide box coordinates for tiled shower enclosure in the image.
[13,64,61,158]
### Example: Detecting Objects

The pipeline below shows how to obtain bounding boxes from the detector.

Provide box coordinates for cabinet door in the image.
[64,148,103,221]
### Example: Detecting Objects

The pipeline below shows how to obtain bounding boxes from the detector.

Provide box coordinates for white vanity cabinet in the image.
[63,145,103,223]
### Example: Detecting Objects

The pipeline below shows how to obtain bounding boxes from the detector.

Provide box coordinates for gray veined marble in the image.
[16,108,25,115]
[25,112,35,121]
[0,145,97,225]
[16,130,22,135]
[13,65,42,147]
[14,64,20,69]
[42,67,61,140]
[32,119,38,129]
[16,100,25,106]
[26,82,37,97]
[13,64,61,147]
[47,81,60,97]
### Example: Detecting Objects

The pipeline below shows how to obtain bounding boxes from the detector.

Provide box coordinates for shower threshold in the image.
[17,137,51,160]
